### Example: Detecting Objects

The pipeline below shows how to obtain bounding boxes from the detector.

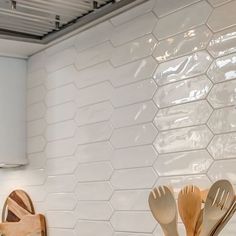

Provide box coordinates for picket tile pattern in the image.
[4,0,236,235]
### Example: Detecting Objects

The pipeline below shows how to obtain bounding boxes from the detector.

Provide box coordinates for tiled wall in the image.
[2,0,236,235]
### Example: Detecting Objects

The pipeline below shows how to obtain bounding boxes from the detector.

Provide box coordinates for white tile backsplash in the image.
[3,1,234,235]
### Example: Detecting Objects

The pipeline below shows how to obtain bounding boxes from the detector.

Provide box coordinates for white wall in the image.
[1,0,236,235]
[0,56,26,166]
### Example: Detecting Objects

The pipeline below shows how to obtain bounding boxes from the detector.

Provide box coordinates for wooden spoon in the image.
[149,186,179,236]
[211,196,236,236]
[178,185,202,236]
[200,179,235,236]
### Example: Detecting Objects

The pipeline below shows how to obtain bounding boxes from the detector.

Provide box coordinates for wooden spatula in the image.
[199,179,235,236]
[149,186,179,236]
[178,185,202,236]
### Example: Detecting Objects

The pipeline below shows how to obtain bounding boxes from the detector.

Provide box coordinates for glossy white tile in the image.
[111,79,157,107]
[207,26,236,57]
[27,102,46,121]
[27,119,46,137]
[153,0,200,17]
[154,51,212,85]
[208,132,236,159]
[76,81,113,107]
[154,100,213,130]
[154,125,213,153]
[111,145,157,169]
[27,69,46,89]
[27,85,46,105]
[111,57,157,87]
[111,101,157,128]
[208,0,232,7]
[110,123,157,148]
[154,26,212,63]
[76,142,113,163]
[76,121,113,145]
[111,35,157,66]
[207,80,236,108]
[207,106,236,133]
[207,53,236,83]
[207,1,236,32]
[111,167,157,189]
[76,101,113,126]
[111,13,157,46]
[154,76,212,108]
[153,1,212,40]
[154,150,213,176]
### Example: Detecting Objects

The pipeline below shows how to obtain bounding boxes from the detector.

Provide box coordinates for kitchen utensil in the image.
[149,186,179,236]
[211,196,236,236]
[178,185,202,236]
[195,209,203,236]
[199,179,235,236]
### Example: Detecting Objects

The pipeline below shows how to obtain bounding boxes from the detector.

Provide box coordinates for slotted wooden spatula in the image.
[149,186,179,236]
[200,179,235,236]
[178,185,202,236]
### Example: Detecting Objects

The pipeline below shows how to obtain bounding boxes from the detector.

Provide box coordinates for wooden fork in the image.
[149,186,179,236]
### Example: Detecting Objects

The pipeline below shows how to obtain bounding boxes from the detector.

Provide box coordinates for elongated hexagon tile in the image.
[75,62,114,89]
[110,167,157,190]
[45,193,77,211]
[207,106,236,134]
[46,102,76,124]
[207,52,236,83]
[111,211,156,233]
[154,100,213,130]
[45,137,78,158]
[74,21,113,53]
[27,136,46,154]
[153,0,200,17]
[76,162,113,182]
[45,120,77,141]
[76,81,114,107]
[110,123,157,148]
[207,132,236,159]
[46,65,78,90]
[207,80,236,108]
[76,141,113,163]
[154,125,213,153]
[46,211,76,228]
[153,76,212,108]
[154,51,212,86]
[208,0,232,7]
[75,42,113,71]
[27,85,46,105]
[110,57,157,88]
[111,12,157,46]
[75,221,113,236]
[110,189,150,211]
[45,84,77,107]
[207,26,236,58]
[207,1,236,32]
[111,79,157,108]
[75,121,113,145]
[75,182,113,200]
[48,228,76,236]
[111,145,157,169]
[153,26,212,63]
[156,175,211,198]
[111,101,157,128]
[46,156,79,175]
[27,119,46,137]
[208,160,236,184]
[154,150,213,176]
[45,175,77,193]
[27,102,46,121]
[27,69,46,89]
[111,34,157,67]
[45,47,76,73]
[75,201,113,220]
[76,101,113,126]
[153,1,212,40]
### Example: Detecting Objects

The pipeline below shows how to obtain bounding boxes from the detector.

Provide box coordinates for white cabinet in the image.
[0,57,27,167]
